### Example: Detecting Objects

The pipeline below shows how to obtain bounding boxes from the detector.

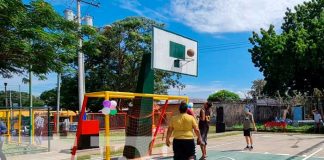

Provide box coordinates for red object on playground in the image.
[71,96,88,158]
[264,121,287,131]
[80,120,99,135]
[149,100,169,155]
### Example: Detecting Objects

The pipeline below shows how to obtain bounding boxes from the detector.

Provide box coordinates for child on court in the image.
[243,106,257,150]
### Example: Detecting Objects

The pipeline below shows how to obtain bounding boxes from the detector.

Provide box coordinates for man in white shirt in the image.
[312,109,322,133]
[35,113,44,144]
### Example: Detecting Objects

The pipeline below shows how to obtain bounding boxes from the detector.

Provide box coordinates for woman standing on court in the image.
[166,103,202,160]
[198,102,212,160]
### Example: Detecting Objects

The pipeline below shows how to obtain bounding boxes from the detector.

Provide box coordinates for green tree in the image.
[39,89,57,107]
[249,79,267,99]
[0,91,44,107]
[249,0,324,96]
[208,90,240,102]
[0,0,78,78]
[59,17,184,111]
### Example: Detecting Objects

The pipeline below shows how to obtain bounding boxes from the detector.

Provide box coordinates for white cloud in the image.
[170,0,309,33]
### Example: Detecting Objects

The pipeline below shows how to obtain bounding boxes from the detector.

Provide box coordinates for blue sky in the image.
[1,0,308,99]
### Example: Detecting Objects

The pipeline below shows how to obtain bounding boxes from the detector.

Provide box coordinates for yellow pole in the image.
[105,115,110,160]
[70,115,73,123]
[32,110,35,144]
[104,93,110,160]
[7,110,10,142]
[18,109,22,144]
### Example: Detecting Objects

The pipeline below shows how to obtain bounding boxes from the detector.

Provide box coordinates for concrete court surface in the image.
[151,132,324,160]
[7,132,324,160]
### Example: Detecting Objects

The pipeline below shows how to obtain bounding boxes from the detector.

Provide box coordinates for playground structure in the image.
[0,108,50,144]
[71,91,188,160]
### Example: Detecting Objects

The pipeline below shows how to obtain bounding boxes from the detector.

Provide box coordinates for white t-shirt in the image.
[314,113,322,123]
[35,116,44,129]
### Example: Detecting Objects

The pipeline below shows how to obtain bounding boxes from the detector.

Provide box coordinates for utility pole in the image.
[76,0,99,111]
[19,85,22,108]
[29,66,33,144]
[56,73,61,133]
[9,89,12,108]
[9,89,12,120]
[76,0,84,112]
[4,83,7,109]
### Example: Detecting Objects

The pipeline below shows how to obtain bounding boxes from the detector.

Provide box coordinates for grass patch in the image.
[230,123,315,133]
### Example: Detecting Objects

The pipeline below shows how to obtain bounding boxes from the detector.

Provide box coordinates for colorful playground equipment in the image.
[71,91,188,160]
[0,109,77,145]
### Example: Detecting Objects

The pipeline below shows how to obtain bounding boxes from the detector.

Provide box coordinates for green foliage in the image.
[249,79,267,99]
[39,89,57,106]
[60,74,78,110]
[0,0,78,78]
[0,91,44,107]
[208,90,240,102]
[232,124,314,133]
[249,0,324,96]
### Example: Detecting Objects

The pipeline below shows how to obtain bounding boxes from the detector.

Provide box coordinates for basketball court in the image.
[150,132,324,160]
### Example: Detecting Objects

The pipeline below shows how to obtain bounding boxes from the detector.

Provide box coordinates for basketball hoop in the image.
[173,58,194,68]
[152,27,198,76]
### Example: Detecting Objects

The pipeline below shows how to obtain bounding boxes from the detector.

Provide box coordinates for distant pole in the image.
[19,85,22,108]
[47,105,51,152]
[29,66,33,144]
[9,89,13,125]
[9,90,12,109]
[56,73,61,133]
[4,83,7,109]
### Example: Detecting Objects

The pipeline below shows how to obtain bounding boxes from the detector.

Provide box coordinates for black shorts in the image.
[173,139,196,160]
[243,129,252,136]
[199,124,209,145]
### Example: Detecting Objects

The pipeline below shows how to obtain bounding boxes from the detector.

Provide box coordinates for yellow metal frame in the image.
[0,109,77,145]
[83,91,188,160]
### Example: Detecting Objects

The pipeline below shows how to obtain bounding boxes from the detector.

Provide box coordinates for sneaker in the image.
[249,146,254,150]
[244,146,249,150]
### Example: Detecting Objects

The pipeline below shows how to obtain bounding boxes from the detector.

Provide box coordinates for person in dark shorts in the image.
[166,103,202,160]
[198,102,212,160]
[243,110,257,150]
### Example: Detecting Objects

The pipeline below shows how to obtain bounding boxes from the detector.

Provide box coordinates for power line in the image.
[199,43,250,50]
[199,41,249,48]
[199,45,251,54]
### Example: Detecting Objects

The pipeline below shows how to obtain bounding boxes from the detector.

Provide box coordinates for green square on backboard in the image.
[169,41,185,59]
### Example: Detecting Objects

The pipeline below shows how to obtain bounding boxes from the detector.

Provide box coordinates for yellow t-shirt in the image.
[169,113,198,139]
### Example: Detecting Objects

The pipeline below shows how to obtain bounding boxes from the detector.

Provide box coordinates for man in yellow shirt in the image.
[166,103,202,160]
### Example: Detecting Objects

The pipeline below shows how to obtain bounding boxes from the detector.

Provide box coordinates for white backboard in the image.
[152,27,198,76]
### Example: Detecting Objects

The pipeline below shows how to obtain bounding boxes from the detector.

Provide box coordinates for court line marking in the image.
[215,156,235,160]
[207,142,237,149]
[302,148,323,160]
[240,150,290,156]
